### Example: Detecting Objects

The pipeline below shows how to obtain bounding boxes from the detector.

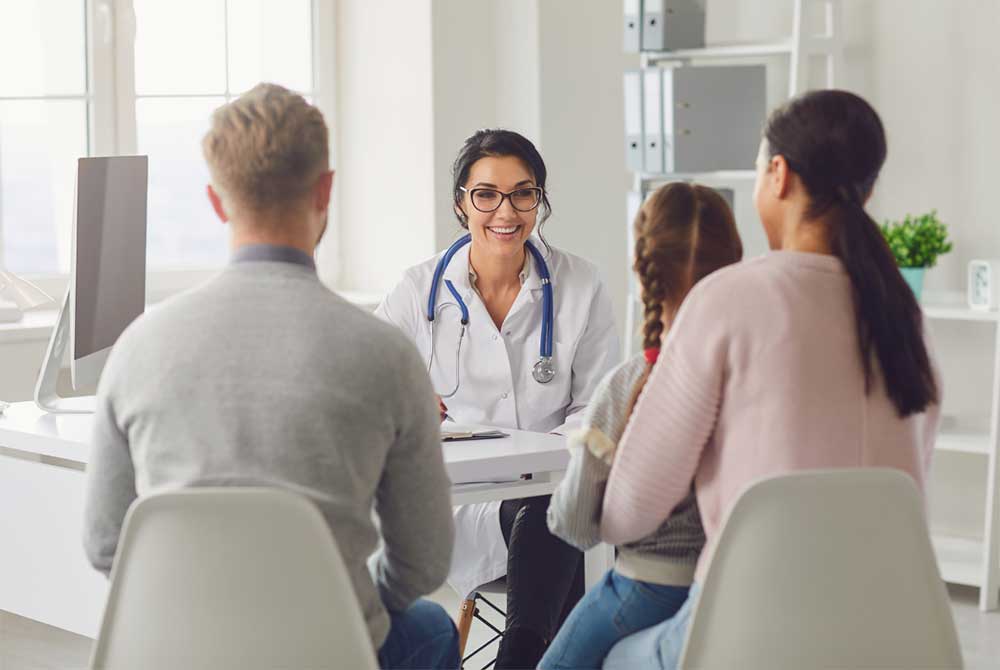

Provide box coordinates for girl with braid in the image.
[539,182,743,669]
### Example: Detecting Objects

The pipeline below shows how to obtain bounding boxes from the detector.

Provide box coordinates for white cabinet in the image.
[924,302,1000,611]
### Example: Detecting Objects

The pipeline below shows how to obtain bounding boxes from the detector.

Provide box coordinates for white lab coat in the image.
[374,238,620,597]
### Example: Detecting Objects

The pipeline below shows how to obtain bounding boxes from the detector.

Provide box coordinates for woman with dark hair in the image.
[375,129,620,667]
[594,90,941,669]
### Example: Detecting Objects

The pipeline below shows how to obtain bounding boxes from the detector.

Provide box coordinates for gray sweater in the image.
[547,355,705,585]
[83,256,454,648]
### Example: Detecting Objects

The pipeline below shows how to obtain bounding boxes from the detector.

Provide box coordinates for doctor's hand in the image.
[437,396,448,423]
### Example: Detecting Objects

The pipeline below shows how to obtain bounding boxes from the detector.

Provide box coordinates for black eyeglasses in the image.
[460,186,543,213]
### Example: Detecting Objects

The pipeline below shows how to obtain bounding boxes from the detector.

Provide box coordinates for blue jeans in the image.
[602,583,700,670]
[538,570,690,670]
[377,599,460,670]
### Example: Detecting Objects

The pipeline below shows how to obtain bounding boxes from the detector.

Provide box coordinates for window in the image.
[0,0,89,274]
[0,0,333,289]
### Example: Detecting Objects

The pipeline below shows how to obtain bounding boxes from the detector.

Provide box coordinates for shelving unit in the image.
[624,0,845,356]
[620,1,1000,612]
[922,299,1000,611]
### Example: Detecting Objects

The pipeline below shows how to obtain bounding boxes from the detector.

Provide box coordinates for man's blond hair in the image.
[202,83,329,213]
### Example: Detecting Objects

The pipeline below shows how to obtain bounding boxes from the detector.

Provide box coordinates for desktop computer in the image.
[34,156,148,414]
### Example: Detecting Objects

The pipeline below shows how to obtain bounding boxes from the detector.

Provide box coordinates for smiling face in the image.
[457,155,539,260]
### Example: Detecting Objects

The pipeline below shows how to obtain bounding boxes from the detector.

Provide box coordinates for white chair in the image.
[89,487,377,670]
[679,468,962,670]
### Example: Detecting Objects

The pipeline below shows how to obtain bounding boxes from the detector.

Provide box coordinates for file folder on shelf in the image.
[643,68,665,174]
[641,0,706,52]
[624,0,642,53]
[666,65,766,173]
[623,70,644,171]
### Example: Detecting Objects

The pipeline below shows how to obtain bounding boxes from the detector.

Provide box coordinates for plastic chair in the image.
[679,468,963,669]
[89,487,378,670]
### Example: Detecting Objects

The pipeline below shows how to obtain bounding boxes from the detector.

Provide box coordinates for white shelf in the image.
[937,430,991,456]
[643,40,794,62]
[922,302,1000,322]
[932,534,984,587]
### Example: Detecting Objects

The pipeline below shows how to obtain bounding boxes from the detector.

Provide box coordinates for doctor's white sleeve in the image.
[373,274,422,341]
[555,278,621,434]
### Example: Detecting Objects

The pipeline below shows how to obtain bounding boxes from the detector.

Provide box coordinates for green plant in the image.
[879,210,953,268]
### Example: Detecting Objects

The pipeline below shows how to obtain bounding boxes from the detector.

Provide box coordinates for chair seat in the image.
[466,577,506,599]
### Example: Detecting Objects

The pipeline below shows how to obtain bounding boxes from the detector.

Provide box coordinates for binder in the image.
[669,65,766,172]
[623,0,642,53]
[623,70,644,171]
[641,0,706,52]
[661,68,676,173]
[643,68,664,174]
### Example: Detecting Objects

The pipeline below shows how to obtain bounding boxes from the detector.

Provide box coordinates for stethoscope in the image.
[426,233,555,398]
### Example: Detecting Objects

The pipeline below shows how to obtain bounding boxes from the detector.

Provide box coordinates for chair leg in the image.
[457,596,477,658]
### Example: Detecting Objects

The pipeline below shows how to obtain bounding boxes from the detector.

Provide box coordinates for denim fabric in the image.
[539,570,690,670]
[602,583,700,670]
[377,599,460,670]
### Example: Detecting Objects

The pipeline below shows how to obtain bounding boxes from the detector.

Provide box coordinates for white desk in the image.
[0,402,612,638]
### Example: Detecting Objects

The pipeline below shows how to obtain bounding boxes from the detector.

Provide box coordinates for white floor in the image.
[2,585,998,669]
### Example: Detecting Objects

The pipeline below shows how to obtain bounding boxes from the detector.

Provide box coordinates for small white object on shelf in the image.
[0,270,54,323]
[968,259,1000,311]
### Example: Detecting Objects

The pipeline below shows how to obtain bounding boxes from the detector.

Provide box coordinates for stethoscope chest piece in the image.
[532,357,555,384]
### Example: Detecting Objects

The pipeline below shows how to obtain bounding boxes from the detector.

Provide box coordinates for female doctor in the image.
[375,129,619,668]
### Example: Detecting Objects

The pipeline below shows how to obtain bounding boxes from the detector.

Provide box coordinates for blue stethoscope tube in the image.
[426,233,555,397]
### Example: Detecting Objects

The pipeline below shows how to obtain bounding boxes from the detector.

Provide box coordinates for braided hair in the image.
[626,182,743,416]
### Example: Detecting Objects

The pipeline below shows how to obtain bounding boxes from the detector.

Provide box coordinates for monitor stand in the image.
[34,291,96,414]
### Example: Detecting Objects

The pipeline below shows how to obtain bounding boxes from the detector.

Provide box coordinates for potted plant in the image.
[879,210,953,301]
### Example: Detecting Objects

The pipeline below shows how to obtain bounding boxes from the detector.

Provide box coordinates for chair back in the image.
[90,487,378,670]
[680,468,962,669]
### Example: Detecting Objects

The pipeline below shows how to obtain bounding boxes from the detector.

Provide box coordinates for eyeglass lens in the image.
[471,188,541,213]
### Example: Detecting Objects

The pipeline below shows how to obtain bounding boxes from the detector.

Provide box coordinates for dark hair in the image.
[451,129,552,229]
[626,182,743,417]
[764,89,937,417]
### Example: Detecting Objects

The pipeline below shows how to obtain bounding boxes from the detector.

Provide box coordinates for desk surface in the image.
[0,402,569,482]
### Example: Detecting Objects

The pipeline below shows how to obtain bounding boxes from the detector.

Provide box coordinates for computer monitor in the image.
[34,156,148,414]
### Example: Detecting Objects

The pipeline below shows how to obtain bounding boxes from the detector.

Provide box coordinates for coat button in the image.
[501,392,509,399]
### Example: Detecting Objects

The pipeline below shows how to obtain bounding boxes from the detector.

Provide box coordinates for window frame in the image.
[11,0,338,300]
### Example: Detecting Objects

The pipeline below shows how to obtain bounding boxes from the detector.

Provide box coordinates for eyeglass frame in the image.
[459,185,544,213]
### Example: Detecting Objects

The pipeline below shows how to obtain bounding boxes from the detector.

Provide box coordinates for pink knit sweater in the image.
[601,251,940,582]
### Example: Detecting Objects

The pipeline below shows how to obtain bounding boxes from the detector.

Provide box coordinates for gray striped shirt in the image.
[546,355,705,585]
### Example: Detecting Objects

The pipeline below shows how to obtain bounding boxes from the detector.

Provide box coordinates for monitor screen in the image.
[72,156,148,373]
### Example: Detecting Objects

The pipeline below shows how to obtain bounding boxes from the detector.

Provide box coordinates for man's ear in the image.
[207,184,229,223]
[314,170,334,212]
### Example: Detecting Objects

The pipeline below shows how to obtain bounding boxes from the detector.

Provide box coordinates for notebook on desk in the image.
[441,429,509,442]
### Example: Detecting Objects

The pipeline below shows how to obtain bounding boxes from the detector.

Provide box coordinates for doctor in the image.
[376,129,619,668]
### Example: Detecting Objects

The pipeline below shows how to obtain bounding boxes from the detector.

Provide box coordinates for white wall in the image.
[430,0,543,251]
[533,0,634,339]
[429,0,499,250]
[333,0,437,293]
